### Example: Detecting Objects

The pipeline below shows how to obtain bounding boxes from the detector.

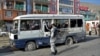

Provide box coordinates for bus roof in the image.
[14,14,84,20]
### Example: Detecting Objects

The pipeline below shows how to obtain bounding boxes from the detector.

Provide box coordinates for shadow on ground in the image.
[0,46,13,53]
[0,46,14,56]
[57,45,79,55]
[79,35,99,43]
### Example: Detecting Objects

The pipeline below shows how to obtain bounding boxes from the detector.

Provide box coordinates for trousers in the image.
[50,37,57,52]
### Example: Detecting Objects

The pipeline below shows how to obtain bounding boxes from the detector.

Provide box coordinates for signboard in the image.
[74,0,80,14]
[49,0,57,14]
[79,6,88,11]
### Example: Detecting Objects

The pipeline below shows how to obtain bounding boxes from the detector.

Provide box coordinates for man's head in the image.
[51,23,56,27]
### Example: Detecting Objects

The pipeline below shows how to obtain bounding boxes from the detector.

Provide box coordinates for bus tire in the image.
[65,37,73,46]
[24,41,36,51]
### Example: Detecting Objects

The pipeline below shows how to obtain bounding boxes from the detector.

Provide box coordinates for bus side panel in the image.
[18,30,43,39]
[10,37,50,49]
[68,28,85,42]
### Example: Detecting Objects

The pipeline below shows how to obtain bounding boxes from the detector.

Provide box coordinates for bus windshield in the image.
[11,20,18,34]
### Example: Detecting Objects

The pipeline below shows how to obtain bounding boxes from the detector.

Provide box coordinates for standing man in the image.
[89,25,92,35]
[50,23,58,55]
[98,23,100,36]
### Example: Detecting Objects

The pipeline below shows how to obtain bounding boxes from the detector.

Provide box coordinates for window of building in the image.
[59,8,62,12]
[59,0,73,5]
[6,1,14,9]
[15,2,24,10]
[35,4,48,13]
[35,4,41,11]
[5,10,12,17]
[51,5,56,12]
[59,7,73,14]
[20,20,41,31]
[42,5,48,13]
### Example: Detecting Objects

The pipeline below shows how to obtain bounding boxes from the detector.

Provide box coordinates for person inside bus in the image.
[30,21,35,30]
[63,21,69,28]
[56,23,61,28]
[26,21,31,30]
[21,22,26,30]
[30,21,40,30]
[50,23,60,55]
[44,21,51,32]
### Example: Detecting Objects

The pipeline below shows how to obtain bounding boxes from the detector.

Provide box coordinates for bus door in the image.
[42,19,52,44]
[55,19,69,43]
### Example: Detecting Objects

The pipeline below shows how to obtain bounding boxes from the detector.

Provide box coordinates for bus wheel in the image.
[65,37,73,46]
[24,41,36,51]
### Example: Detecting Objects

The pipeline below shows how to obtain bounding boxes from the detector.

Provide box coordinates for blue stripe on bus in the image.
[11,36,50,48]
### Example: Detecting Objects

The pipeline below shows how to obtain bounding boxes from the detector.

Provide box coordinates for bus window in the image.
[70,19,77,28]
[77,19,83,27]
[14,20,18,30]
[63,21,69,28]
[55,19,69,28]
[11,20,18,34]
[20,21,26,30]
[20,20,41,31]
[30,20,41,30]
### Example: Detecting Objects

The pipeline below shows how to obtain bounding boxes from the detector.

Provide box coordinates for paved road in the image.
[0,36,100,56]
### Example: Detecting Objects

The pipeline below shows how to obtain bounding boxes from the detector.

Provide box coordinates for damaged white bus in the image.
[9,14,86,51]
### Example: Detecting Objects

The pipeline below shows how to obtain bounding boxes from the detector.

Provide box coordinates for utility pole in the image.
[26,0,33,14]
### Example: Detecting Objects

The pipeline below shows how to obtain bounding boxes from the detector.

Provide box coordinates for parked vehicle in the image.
[0,29,8,37]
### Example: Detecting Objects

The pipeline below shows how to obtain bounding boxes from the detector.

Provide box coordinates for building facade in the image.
[0,0,80,31]
[59,0,74,14]
[0,0,50,21]
[59,0,80,14]
[79,4,99,35]
[79,5,96,21]
[0,0,80,21]
[80,2,100,21]
[0,0,50,31]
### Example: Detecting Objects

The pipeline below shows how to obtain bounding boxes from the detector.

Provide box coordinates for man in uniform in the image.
[50,23,58,55]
